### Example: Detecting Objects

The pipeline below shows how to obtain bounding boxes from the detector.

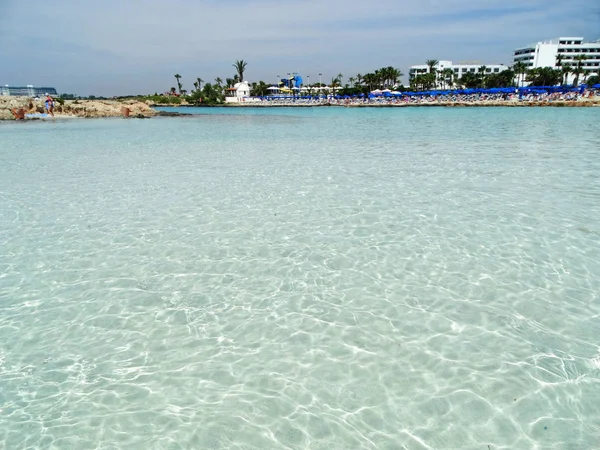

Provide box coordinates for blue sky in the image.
[1,0,598,95]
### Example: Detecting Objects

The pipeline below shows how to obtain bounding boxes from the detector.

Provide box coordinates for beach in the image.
[1,107,599,449]
[2,91,599,121]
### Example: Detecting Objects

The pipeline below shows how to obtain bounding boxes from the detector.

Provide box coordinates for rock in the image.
[157,111,185,117]
[0,96,158,119]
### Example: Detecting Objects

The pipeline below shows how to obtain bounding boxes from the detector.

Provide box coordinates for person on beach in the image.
[45,93,55,117]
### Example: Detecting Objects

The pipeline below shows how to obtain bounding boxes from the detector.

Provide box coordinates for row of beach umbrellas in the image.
[255,84,598,100]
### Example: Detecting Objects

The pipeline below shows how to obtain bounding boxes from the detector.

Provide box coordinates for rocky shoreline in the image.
[0,97,158,120]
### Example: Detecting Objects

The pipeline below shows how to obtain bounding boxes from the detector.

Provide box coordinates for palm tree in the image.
[169,87,176,95]
[373,69,382,88]
[442,68,454,90]
[561,64,571,86]
[233,60,248,81]
[214,77,223,87]
[348,76,355,87]
[356,73,363,86]
[392,68,404,87]
[425,61,439,88]
[426,60,439,74]
[381,67,402,88]
[573,55,588,86]
[513,62,527,87]
[330,76,341,91]
[174,74,182,95]
[193,81,199,92]
[555,54,564,69]
[362,73,374,91]
[196,77,204,91]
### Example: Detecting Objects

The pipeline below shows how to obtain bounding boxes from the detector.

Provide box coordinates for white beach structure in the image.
[225,81,259,103]
[408,61,508,89]
[513,37,600,84]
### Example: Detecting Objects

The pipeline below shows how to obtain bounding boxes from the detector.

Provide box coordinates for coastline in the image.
[2,97,599,120]
[199,100,600,108]
[0,97,158,120]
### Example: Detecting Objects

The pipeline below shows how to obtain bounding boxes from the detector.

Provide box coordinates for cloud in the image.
[0,0,597,95]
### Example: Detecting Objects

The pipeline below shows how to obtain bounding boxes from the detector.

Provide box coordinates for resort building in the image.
[1,85,58,97]
[409,61,509,88]
[513,37,600,84]
[224,81,258,103]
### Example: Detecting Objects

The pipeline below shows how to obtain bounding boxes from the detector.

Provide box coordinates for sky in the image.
[0,0,598,96]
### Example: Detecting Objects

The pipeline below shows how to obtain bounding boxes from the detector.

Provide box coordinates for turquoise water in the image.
[1,107,600,449]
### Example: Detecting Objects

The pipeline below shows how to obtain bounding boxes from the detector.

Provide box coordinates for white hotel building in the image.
[408,61,508,89]
[513,37,600,84]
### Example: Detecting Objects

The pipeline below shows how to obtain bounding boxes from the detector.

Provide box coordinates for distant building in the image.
[513,37,600,84]
[1,85,58,97]
[409,60,508,89]
[225,81,257,103]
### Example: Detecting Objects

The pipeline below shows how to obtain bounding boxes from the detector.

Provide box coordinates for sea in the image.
[1,106,599,449]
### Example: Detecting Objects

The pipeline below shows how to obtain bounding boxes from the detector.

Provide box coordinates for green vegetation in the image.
[233,60,248,82]
[587,75,600,86]
[141,95,183,105]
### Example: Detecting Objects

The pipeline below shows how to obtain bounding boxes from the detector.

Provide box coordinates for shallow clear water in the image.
[1,107,600,449]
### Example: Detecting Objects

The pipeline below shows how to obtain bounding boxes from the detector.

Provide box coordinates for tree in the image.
[526,67,561,86]
[459,72,482,88]
[251,81,269,97]
[441,68,454,89]
[426,59,439,73]
[572,55,588,87]
[330,76,342,91]
[214,77,223,87]
[425,60,439,86]
[484,69,515,88]
[383,67,403,88]
[586,74,600,86]
[233,60,248,81]
[561,64,572,86]
[513,62,527,87]
[169,87,177,95]
[196,77,204,91]
[174,74,183,95]
[555,54,564,69]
